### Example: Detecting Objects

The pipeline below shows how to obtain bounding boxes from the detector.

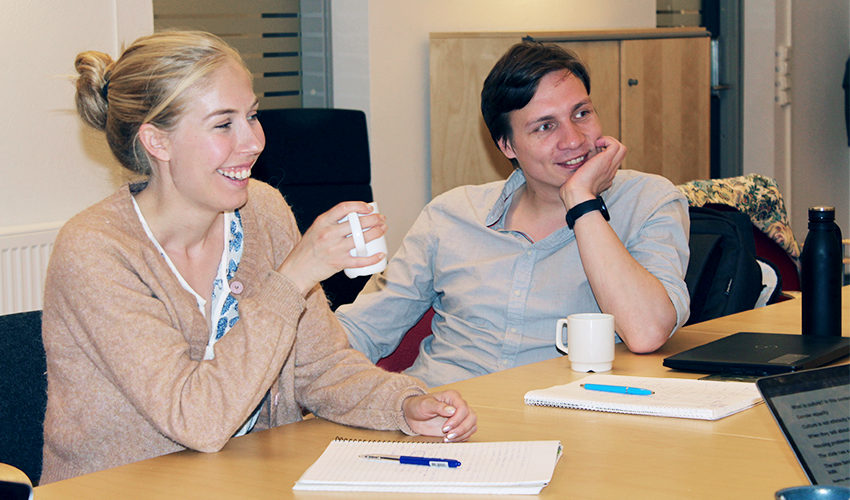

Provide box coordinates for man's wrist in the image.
[565,196,610,229]
[562,191,596,211]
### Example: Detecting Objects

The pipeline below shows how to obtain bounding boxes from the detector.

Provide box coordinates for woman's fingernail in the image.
[446,433,458,441]
[442,425,452,433]
[446,405,456,415]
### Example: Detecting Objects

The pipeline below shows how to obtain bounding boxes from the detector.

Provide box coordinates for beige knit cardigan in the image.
[41,180,425,484]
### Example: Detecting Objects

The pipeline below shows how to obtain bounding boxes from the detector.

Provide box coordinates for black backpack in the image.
[685,206,764,325]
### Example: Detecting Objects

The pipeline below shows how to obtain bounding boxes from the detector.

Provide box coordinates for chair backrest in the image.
[252,108,374,310]
[685,207,764,325]
[0,311,45,486]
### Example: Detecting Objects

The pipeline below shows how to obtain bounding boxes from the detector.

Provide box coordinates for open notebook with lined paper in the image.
[293,438,563,494]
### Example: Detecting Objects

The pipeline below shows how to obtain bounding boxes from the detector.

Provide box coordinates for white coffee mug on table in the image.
[555,313,615,372]
[339,201,388,279]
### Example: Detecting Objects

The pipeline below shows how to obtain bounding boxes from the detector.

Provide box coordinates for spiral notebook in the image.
[293,437,563,494]
[524,374,763,420]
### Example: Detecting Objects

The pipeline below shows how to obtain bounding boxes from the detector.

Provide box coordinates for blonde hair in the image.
[74,30,250,176]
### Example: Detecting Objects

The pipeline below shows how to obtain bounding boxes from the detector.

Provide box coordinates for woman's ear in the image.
[138,123,171,163]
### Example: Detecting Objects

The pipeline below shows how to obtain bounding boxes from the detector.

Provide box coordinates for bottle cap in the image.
[808,206,835,221]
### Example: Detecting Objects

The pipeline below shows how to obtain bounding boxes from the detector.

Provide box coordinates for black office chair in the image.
[252,108,374,310]
[0,310,46,486]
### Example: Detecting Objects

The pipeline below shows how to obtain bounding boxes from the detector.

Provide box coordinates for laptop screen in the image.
[756,365,850,485]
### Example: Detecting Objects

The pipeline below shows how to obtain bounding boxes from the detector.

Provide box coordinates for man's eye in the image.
[536,123,554,132]
[575,109,592,120]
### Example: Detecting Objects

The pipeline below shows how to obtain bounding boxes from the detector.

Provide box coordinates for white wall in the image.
[333,0,656,255]
[0,0,152,236]
[743,0,850,241]
[742,0,778,182]
[789,1,849,238]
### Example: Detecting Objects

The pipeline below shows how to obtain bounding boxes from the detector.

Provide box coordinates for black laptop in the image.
[663,332,850,376]
[756,365,850,485]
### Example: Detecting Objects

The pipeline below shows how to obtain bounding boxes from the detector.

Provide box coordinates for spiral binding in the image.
[333,436,442,444]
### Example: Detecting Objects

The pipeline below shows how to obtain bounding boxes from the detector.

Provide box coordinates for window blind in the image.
[153,0,301,110]
[656,0,703,27]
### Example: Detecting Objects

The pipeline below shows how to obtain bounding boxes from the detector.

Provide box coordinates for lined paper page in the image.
[293,439,562,493]
[525,374,763,420]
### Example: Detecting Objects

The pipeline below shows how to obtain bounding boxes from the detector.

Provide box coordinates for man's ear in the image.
[138,123,171,163]
[497,137,517,160]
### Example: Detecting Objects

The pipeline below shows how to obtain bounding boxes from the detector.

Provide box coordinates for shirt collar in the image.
[484,169,527,228]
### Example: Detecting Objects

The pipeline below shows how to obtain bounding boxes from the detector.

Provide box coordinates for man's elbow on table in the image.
[618,321,675,354]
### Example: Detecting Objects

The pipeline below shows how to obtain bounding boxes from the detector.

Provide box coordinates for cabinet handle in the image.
[628,78,639,87]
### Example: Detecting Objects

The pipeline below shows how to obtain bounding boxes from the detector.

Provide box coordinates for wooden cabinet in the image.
[429,28,710,198]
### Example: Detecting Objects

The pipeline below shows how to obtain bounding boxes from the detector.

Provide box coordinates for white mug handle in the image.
[347,210,368,257]
[555,318,569,354]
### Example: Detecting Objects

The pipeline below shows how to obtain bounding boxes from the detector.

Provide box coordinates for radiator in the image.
[0,223,62,315]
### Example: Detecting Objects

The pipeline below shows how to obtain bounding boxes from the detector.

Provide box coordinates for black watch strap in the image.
[565,196,609,230]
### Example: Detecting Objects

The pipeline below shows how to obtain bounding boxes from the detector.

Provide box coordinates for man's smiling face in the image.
[498,69,602,193]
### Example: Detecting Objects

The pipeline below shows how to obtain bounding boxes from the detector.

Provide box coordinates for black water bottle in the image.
[801,206,842,336]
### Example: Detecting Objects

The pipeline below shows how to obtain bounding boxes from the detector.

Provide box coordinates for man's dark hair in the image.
[481,41,591,165]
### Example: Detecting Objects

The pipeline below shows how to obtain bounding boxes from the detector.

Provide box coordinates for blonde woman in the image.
[41,30,476,484]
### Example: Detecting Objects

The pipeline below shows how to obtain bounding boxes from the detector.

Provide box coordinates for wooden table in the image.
[35,290,849,499]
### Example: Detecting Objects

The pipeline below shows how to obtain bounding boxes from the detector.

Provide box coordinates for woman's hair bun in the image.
[74,51,113,131]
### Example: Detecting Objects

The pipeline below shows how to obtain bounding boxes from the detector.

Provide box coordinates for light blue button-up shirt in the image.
[337,169,690,387]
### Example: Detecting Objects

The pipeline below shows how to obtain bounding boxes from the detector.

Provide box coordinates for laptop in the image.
[756,365,850,485]
[663,332,850,376]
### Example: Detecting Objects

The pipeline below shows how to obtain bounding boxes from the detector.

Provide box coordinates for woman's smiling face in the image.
[158,59,265,215]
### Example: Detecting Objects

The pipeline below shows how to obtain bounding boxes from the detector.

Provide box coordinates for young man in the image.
[337,42,690,387]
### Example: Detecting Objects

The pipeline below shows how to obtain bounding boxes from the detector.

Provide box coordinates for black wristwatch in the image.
[565,196,610,230]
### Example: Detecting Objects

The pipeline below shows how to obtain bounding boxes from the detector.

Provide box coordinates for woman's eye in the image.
[215,121,232,130]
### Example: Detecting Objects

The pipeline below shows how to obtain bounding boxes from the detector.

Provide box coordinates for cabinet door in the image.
[620,37,710,184]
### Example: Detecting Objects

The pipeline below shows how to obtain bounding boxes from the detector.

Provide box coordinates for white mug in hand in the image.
[555,313,615,372]
[339,202,388,279]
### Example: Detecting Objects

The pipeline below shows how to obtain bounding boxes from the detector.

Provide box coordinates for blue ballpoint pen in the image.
[581,383,654,396]
[360,454,461,468]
